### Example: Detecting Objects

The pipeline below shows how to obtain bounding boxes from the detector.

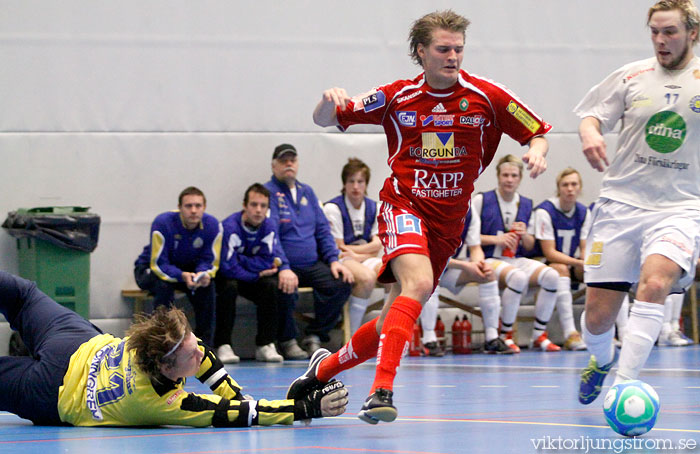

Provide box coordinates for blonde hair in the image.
[555,167,582,196]
[495,154,523,177]
[648,0,700,44]
[409,10,470,66]
[126,306,191,382]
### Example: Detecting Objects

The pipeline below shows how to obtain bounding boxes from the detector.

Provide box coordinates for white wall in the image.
[0,0,651,327]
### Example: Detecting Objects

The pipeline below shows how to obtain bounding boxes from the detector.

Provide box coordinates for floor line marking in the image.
[333,416,700,433]
[167,446,450,454]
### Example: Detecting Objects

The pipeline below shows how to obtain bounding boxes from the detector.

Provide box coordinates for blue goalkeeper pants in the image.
[0,271,102,425]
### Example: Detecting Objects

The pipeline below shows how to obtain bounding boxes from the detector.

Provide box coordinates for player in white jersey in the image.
[575,0,700,405]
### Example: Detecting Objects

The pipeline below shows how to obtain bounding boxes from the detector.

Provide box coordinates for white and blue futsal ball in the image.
[603,380,660,436]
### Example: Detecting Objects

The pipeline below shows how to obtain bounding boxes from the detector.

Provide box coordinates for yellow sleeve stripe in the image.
[150,231,177,282]
[206,225,223,277]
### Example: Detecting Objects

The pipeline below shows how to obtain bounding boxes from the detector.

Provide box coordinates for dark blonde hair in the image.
[495,154,524,177]
[126,306,191,381]
[648,0,700,44]
[341,158,371,194]
[555,167,582,196]
[409,10,470,66]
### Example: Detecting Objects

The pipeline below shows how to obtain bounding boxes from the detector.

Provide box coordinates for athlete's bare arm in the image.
[579,116,608,172]
[313,87,351,127]
[521,136,549,178]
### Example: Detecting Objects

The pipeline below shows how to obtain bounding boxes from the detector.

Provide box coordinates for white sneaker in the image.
[677,330,694,345]
[216,344,240,364]
[255,343,284,362]
[659,330,690,347]
[301,335,322,356]
[280,339,309,360]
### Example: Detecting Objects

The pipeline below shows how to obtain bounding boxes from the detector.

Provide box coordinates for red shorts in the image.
[376,201,463,289]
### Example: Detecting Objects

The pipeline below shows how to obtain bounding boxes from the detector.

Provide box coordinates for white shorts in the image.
[487,256,546,282]
[584,199,700,292]
[440,268,464,295]
[340,255,383,273]
[440,256,545,294]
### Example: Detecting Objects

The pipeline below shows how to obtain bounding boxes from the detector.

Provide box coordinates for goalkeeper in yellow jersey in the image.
[0,271,347,427]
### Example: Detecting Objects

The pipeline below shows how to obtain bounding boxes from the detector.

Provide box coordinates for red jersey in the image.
[337,70,551,236]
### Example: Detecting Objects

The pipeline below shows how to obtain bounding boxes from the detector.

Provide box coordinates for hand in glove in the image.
[294,380,349,421]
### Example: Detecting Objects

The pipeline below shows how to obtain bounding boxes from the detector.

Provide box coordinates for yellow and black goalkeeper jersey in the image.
[57,334,295,427]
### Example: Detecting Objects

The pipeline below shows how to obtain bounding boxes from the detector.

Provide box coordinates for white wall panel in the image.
[1,1,648,133]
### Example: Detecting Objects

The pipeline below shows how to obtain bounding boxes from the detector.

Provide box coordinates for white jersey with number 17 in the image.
[574,56,700,212]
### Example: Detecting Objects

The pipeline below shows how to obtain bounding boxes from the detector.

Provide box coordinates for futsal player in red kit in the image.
[287,10,551,424]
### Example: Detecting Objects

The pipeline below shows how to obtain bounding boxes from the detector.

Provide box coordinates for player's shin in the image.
[371,296,422,392]
[614,300,663,385]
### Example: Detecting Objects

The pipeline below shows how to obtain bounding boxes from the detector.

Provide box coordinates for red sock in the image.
[371,296,423,393]
[317,317,380,382]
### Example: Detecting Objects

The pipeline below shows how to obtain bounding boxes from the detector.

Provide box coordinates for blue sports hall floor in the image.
[1,345,698,454]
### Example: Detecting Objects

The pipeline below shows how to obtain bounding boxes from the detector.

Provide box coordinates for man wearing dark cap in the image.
[265,144,354,356]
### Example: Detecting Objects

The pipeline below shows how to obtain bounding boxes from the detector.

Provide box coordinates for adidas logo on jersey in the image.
[432,103,447,113]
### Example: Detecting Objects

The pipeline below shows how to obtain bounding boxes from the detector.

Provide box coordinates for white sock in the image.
[671,292,684,331]
[581,310,615,367]
[500,269,526,335]
[420,288,440,342]
[556,277,577,338]
[422,328,437,344]
[660,294,674,337]
[663,294,674,324]
[614,300,664,385]
[348,295,370,334]
[479,280,501,341]
[532,269,558,340]
[616,295,629,341]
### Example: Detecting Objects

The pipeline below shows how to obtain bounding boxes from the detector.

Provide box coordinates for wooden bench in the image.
[122,286,354,345]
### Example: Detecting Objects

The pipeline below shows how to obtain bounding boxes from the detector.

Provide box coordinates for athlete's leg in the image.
[134,264,175,309]
[582,287,625,364]
[371,253,432,392]
[420,287,439,343]
[478,277,501,343]
[658,293,684,345]
[213,276,238,348]
[294,261,352,346]
[615,294,630,343]
[353,253,430,424]
[498,265,527,351]
[670,291,685,331]
[615,254,680,384]
[189,283,216,346]
[314,283,401,383]
[578,286,626,404]
[529,265,560,351]
[551,263,577,338]
[343,259,377,334]
[0,271,100,424]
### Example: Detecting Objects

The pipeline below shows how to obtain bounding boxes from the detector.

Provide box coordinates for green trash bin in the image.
[2,206,100,319]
